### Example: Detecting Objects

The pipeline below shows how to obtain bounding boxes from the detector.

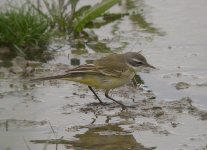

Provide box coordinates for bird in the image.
[31,52,155,109]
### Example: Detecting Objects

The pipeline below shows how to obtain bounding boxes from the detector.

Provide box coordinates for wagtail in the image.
[31,52,155,109]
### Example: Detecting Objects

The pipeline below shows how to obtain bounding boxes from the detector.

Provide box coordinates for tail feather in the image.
[30,70,99,82]
[30,74,69,82]
[31,64,100,82]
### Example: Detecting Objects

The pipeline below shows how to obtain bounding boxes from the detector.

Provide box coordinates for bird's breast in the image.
[63,72,135,90]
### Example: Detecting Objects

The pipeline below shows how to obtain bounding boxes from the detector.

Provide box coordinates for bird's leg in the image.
[88,86,104,104]
[105,90,127,110]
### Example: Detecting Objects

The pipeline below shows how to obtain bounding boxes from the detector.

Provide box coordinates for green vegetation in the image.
[29,0,121,35]
[130,13,164,35]
[0,0,121,61]
[0,6,51,60]
[28,0,79,34]
[124,0,164,35]
[73,0,121,33]
[0,0,163,62]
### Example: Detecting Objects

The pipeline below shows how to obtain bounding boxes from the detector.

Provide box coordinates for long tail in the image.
[31,64,99,82]
[30,74,69,82]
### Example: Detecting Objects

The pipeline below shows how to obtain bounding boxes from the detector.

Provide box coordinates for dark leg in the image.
[88,86,104,104]
[105,90,127,110]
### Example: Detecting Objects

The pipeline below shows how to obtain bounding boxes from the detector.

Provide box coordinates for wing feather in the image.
[65,63,129,77]
[31,53,133,82]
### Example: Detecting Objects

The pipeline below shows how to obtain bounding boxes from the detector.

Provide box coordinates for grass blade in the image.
[73,0,120,32]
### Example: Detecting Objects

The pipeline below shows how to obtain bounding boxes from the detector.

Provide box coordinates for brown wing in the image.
[31,54,132,82]
[65,64,98,73]
[93,53,130,77]
[65,53,130,77]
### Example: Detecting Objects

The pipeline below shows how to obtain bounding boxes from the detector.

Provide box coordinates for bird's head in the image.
[124,52,155,71]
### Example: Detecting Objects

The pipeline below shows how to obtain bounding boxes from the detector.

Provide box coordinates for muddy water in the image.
[1,0,207,150]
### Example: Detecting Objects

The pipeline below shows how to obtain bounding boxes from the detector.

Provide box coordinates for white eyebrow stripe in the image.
[132,58,142,63]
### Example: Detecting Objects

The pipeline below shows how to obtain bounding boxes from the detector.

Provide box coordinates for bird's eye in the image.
[135,61,143,65]
[132,61,144,67]
[128,59,144,67]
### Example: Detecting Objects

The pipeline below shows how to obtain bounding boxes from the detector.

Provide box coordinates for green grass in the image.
[0,0,124,61]
[28,0,79,35]
[0,6,51,60]
[29,0,121,35]
[73,0,121,33]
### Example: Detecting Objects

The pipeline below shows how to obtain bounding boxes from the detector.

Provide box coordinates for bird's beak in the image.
[146,63,156,69]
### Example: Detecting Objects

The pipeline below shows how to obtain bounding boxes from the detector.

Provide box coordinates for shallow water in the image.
[139,0,207,106]
[1,0,207,150]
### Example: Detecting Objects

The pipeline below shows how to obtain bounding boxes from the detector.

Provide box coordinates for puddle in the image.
[31,124,151,150]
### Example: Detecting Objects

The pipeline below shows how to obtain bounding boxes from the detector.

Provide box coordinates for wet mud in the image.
[0,62,207,150]
[1,0,207,149]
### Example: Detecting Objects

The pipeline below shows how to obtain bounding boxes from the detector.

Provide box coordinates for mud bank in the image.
[0,62,207,150]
